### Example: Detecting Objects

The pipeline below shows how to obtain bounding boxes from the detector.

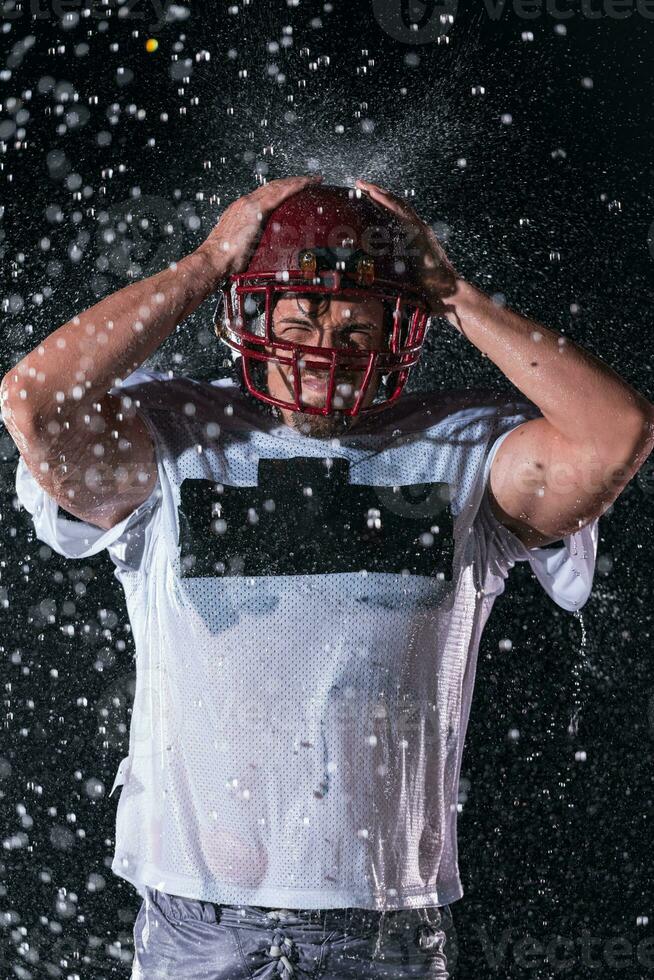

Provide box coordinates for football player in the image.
[2,175,652,979]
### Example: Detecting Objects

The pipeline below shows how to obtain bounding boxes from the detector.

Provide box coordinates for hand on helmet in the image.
[355,179,459,314]
[196,175,323,283]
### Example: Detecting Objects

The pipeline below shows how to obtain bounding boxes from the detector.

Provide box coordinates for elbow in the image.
[605,402,654,461]
[606,406,654,490]
[0,374,42,447]
[630,404,654,462]
[585,406,654,498]
[0,373,21,432]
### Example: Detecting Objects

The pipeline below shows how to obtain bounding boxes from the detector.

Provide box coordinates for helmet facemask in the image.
[214,275,428,420]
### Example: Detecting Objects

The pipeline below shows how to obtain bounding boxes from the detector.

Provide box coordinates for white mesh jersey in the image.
[14,369,599,910]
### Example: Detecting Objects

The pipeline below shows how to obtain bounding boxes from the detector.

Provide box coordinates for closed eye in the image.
[274,323,314,343]
[274,319,376,342]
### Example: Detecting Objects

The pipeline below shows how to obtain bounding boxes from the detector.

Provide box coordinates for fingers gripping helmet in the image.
[213,183,432,417]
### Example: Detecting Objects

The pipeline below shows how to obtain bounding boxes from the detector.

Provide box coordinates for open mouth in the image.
[300,374,357,397]
[274,362,366,409]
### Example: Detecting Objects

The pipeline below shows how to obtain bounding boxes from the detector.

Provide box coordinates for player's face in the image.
[266,292,387,436]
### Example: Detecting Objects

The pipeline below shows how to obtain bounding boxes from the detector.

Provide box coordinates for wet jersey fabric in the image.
[14,369,599,911]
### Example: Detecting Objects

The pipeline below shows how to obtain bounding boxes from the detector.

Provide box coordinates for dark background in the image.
[1,0,654,976]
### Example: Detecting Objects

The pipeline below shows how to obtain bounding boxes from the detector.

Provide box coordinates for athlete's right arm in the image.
[0,176,320,531]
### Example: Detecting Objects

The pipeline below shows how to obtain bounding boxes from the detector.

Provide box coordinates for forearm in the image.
[442,279,654,454]
[1,246,221,433]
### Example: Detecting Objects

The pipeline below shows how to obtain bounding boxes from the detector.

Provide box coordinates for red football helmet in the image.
[213,183,432,417]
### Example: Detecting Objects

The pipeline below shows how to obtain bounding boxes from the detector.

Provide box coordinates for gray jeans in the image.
[131,886,458,978]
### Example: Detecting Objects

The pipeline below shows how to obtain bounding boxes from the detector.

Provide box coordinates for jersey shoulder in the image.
[377,386,542,438]
[108,367,257,425]
[108,367,236,404]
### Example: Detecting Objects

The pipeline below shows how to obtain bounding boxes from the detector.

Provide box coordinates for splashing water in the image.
[567,609,588,737]
[373,908,387,960]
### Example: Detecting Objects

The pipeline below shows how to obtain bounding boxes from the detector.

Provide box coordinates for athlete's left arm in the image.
[354,179,654,549]
[443,280,654,548]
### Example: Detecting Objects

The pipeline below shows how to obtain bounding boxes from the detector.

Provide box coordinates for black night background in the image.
[1,0,653,976]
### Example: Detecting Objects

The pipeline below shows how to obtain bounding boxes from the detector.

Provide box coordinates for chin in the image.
[285,409,359,439]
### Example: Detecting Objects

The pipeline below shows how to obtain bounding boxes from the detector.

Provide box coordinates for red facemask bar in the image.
[215,270,431,417]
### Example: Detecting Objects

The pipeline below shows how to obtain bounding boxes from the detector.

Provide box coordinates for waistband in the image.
[217,904,444,932]
[147,886,446,936]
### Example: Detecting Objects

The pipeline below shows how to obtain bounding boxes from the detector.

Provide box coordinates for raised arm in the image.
[355,177,654,549]
[0,176,321,530]
[438,281,654,548]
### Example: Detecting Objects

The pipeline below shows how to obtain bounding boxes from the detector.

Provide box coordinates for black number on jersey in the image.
[177,457,454,579]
